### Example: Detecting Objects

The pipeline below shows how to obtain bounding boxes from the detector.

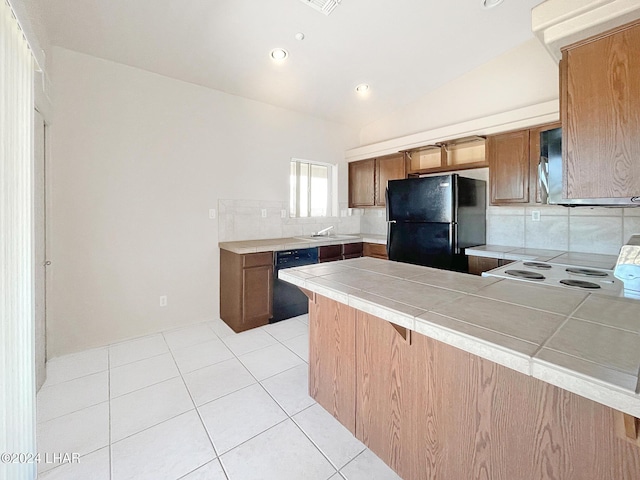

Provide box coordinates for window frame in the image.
[290,158,337,218]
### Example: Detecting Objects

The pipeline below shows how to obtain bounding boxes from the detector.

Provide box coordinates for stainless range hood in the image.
[542,127,640,207]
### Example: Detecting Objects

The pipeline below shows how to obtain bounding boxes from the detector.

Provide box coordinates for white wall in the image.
[48,47,357,357]
[358,38,559,147]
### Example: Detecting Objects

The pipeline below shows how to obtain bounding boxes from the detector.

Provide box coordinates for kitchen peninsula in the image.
[280,257,640,480]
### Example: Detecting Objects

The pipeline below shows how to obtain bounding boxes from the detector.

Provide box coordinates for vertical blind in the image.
[0,0,36,479]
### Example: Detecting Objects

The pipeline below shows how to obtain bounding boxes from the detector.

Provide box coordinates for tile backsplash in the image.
[219,199,640,256]
[218,199,361,242]
[488,205,640,255]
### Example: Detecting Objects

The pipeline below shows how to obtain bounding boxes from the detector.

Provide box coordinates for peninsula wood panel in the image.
[488,129,531,204]
[348,159,376,207]
[308,294,357,434]
[562,20,640,200]
[346,304,640,480]
[375,154,406,206]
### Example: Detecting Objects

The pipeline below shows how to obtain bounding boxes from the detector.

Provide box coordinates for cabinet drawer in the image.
[243,252,273,268]
[342,242,363,255]
[319,245,342,261]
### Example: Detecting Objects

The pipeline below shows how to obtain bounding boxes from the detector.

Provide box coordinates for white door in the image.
[34,109,47,391]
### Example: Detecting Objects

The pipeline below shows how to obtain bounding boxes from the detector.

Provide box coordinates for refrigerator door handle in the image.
[450,224,459,254]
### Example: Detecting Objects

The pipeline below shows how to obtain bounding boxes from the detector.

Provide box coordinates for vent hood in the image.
[532,0,640,62]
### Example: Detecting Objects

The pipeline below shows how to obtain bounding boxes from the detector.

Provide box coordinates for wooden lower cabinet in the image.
[309,295,640,480]
[220,249,273,333]
[363,242,388,260]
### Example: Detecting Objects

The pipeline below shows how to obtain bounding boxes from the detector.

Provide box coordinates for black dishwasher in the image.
[272,248,318,322]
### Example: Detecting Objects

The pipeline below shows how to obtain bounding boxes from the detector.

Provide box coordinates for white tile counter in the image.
[280,257,640,418]
[219,234,386,254]
[466,244,619,268]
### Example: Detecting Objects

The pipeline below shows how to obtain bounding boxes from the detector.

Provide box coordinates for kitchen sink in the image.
[293,234,361,242]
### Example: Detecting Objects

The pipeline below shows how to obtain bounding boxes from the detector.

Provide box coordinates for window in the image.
[290,159,335,217]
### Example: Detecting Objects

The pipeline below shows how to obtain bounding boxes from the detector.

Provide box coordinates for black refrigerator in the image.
[386,174,486,272]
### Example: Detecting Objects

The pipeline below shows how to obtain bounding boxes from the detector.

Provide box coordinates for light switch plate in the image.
[261,209,267,218]
[531,211,541,222]
[209,209,216,219]
[281,209,287,218]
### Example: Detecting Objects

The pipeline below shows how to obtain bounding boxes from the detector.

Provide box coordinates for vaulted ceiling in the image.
[42,0,543,128]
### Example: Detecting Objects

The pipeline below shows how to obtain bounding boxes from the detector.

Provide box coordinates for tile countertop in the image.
[219,234,386,255]
[279,257,640,418]
[466,244,619,269]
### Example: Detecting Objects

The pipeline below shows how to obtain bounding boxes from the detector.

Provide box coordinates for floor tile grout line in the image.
[290,409,364,474]
[40,366,110,389]
[165,337,230,480]
[109,372,182,401]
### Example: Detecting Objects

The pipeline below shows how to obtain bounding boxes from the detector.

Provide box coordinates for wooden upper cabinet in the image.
[348,159,375,207]
[562,20,640,200]
[348,154,405,208]
[488,129,531,204]
[375,154,405,206]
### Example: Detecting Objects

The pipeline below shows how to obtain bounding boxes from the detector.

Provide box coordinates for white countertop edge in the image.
[414,319,532,376]
[219,235,386,253]
[278,271,307,288]
[465,249,506,260]
[347,295,416,331]
[309,282,351,304]
[531,361,640,417]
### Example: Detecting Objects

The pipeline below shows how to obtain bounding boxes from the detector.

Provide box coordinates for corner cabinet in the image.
[220,250,273,333]
[561,20,640,200]
[348,154,405,208]
[488,122,560,206]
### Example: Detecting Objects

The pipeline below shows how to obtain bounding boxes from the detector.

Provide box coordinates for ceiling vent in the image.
[300,0,342,16]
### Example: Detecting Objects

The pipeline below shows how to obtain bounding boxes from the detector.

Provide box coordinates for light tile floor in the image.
[37,315,402,480]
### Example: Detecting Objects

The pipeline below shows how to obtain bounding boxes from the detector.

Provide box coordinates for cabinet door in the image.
[242,264,273,329]
[363,243,388,259]
[349,159,376,207]
[562,21,640,199]
[488,130,530,204]
[308,295,356,434]
[376,154,406,206]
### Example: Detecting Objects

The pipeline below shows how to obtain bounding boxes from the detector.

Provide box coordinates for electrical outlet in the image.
[531,210,541,222]
[209,209,216,219]
[159,295,167,307]
[261,209,267,218]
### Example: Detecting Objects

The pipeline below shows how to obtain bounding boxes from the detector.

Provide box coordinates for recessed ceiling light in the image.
[270,48,288,61]
[295,32,305,41]
[481,0,504,8]
[355,83,369,94]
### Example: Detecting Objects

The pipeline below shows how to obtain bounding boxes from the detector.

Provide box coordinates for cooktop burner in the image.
[523,262,552,270]
[505,270,545,280]
[559,279,601,289]
[565,267,609,278]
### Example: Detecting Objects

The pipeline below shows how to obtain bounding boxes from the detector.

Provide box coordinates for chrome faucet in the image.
[313,226,334,237]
